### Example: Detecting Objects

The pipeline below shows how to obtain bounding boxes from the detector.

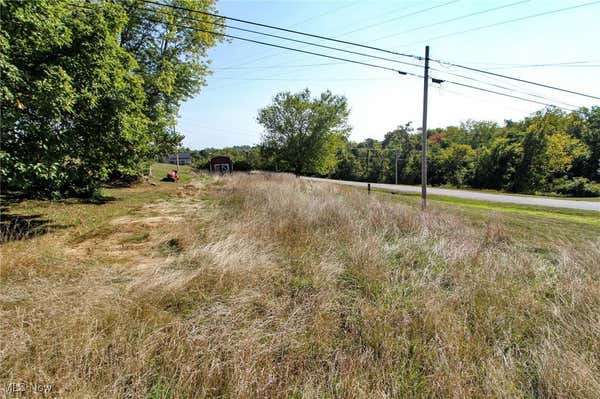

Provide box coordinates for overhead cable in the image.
[141,0,422,60]
[371,0,529,42]
[138,16,416,75]
[338,0,460,36]
[437,79,576,110]
[432,59,600,100]
[402,0,600,48]
[141,5,425,70]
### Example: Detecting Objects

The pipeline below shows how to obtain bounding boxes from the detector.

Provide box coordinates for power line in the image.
[141,0,422,61]
[69,1,414,75]
[338,0,461,36]
[212,1,361,69]
[209,1,437,71]
[435,59,600,69]
[456,59,600,67]
[213,62,343,70]
[205,62,336,91]
[370,0,529,42]
[211,77,399,82]
[287,1,361,28]
[429,67,581,109]
[486,64,600,70]
[402,0,600,47]
[205,67,332,91]
[437,78,575,110]
[140,4,425,71]
[337,2,428,34]
[135,6,583,110]
[71,1,589,111]
[141,0,599,101]
[136,15,415,76]
[217,2,451,70]
[435,85,534,114]
[432,58,600,100]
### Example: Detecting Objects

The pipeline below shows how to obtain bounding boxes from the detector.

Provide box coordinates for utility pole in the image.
[366,148,370,181]
[394,149,398,185]
[173,126,180,172]
[421,45,430,210]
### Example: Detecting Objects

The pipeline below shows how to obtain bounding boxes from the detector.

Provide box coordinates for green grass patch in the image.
[361,187,599,252]
[121,232,150,243]
[428,194,599,226]
[0,163,203,249]
[375,190,599,227]
[432,185,600,201]
[150,163,196,185]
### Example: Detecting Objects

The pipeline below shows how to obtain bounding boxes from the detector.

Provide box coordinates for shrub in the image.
[552,177,600,197]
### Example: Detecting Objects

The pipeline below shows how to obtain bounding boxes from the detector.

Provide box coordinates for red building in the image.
[209,156,233,173]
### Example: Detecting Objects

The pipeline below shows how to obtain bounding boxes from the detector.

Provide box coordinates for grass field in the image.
[416,185,600,202]
[370,188,600,227]
[1,169,599,397]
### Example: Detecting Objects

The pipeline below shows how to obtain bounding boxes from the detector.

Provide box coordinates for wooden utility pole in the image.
[394,149,398,185]
[173,126,180,172]
[366,148,370,180]
[421,45,430,210]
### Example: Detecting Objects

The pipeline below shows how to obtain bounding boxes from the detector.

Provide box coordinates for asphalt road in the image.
[302,177,600,212]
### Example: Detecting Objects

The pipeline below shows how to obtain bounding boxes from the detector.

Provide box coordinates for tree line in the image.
[3,1,598,200]
[197,89,600,197]
[2,0,221,198]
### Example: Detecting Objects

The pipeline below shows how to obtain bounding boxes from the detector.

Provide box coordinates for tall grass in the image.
[1,174,599,397]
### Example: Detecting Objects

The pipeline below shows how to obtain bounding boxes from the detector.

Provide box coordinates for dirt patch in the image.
[111,215,185,225]
[66,181,209,273]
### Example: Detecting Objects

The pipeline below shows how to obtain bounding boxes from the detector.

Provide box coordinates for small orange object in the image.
[167,169,179,182]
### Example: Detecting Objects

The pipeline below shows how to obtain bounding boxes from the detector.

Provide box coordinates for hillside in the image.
[1,170,599,397]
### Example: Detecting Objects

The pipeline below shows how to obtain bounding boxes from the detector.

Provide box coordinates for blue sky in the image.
[177,0,600,149]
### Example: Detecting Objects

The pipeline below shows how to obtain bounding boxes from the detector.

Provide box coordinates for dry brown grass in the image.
[1,173,599,398]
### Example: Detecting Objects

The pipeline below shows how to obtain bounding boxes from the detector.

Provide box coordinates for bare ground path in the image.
[0,176,215,396]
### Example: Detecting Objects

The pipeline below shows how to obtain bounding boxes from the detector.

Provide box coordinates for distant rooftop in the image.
[165,153,192,159]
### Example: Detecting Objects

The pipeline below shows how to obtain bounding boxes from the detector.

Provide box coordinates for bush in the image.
[107,166,145,186]
[1,153,100,199]
[233,159,253,171]
[552,177,600,197]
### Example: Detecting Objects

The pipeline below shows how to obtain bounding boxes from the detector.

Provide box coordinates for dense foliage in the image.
[1,0,221,198]
[198,105,600,197]
[257,89,351,175]
[189,145,260,172]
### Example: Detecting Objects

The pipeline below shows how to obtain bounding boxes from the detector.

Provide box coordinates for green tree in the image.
[354,139,383,182]
[1,0,221,198]
[546,132,588,177]
[1,0,149,197]
[579,107,600,180]
[434,143,476,187]
[381,124,416,183]
[257,89,350,175]
[332,145,363,180]
[516,108,588,191]
[119,0,223,158]
[472,135,522,190]
[457,120,500,148]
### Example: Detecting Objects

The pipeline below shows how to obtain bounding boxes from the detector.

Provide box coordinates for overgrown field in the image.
[1,172,599,398]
